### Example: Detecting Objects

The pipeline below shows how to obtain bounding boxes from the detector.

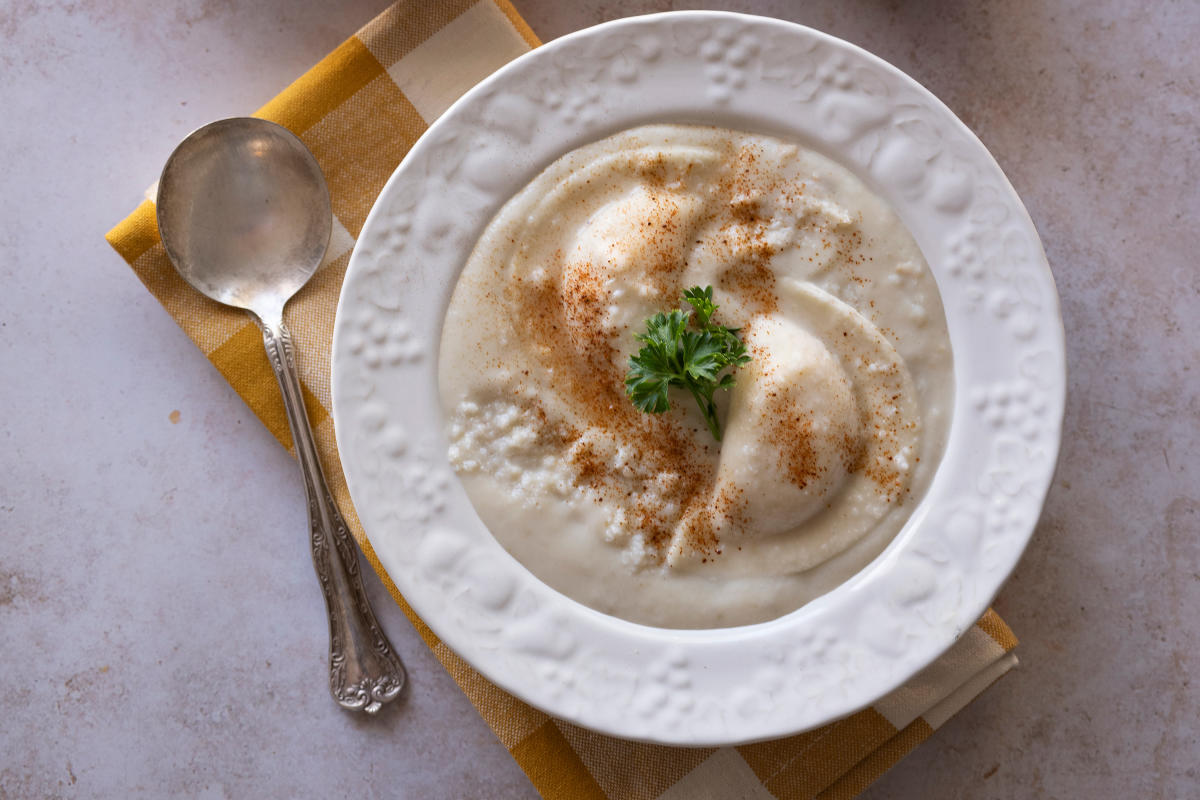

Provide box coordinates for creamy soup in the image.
[438,125,953,628]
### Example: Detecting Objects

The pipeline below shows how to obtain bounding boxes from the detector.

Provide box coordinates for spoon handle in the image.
[260,316,406,713]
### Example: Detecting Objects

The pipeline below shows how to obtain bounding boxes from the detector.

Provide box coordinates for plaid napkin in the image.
[105,2,1019,797]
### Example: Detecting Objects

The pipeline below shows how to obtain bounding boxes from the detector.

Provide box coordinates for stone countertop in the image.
[0,0,1195,797]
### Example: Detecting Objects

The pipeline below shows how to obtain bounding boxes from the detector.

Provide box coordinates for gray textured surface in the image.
[0,0,1196,797]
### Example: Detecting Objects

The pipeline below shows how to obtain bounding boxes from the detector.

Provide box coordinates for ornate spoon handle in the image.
[260,315,406,713]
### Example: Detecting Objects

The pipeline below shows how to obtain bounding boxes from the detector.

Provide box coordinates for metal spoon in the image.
[156,117,405,713]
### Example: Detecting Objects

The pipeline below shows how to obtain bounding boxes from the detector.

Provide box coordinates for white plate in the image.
[331,11,1064,745]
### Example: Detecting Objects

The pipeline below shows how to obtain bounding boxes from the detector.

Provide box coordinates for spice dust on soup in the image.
[438,125,953,629]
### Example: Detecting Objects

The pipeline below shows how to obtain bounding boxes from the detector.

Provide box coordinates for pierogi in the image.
[438,125,953,628]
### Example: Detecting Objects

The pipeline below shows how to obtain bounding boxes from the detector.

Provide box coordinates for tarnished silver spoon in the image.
[156,117,405,713]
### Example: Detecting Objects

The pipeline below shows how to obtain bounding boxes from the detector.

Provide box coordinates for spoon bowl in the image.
[157,118,331,319]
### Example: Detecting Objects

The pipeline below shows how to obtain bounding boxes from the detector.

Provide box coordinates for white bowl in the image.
[331,11,1065,746]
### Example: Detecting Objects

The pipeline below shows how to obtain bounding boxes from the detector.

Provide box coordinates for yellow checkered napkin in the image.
[105,3,1019,797]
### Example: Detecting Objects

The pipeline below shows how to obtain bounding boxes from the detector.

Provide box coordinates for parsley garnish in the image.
[624,286,751,442]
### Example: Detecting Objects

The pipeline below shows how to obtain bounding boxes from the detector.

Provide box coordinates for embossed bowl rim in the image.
[332,10,1065,745]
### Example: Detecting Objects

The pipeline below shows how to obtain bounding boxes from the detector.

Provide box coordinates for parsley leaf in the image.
[624,286,751,441]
